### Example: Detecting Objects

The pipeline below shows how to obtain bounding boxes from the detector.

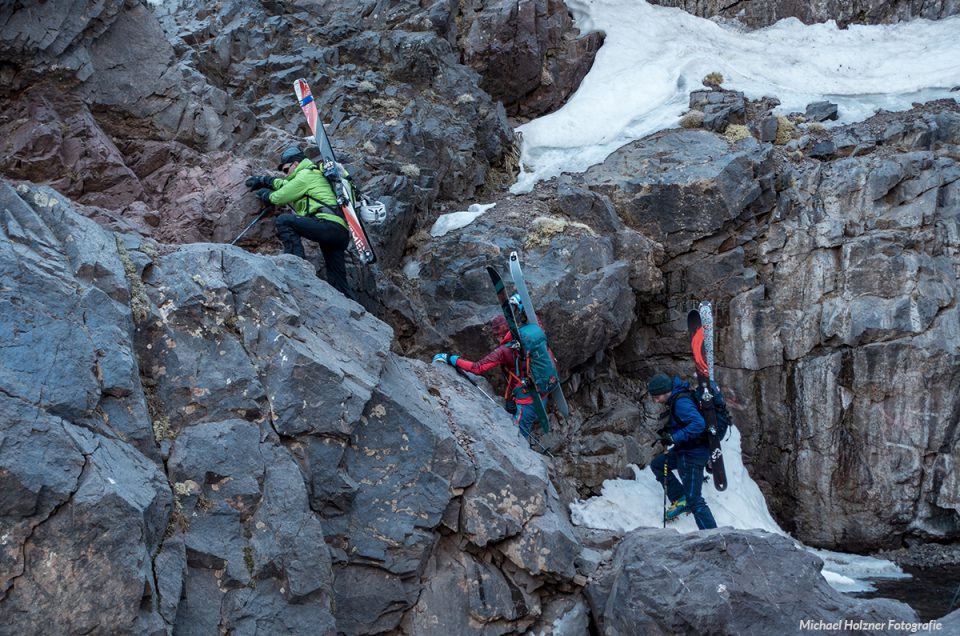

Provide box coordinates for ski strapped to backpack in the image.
[293,78,379,264]
[487,265,553,433]
[508,251,569,417]
[687,304,728,491]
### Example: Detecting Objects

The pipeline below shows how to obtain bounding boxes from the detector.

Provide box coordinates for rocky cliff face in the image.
[2,0,960,632]
[399,98,960,551]
[564,100,960,550]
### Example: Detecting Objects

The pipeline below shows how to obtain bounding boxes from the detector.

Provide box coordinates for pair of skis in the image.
[687,302,727,491]
[486,251,569,435]
[293,78,377,265]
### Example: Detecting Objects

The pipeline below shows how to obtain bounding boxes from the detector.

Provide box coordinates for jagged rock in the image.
[400,539,538,636]
[0,89,145,207]
[136,241,393,438]
[567,103,960,550]
[0,1,253,150]
[690,89,747,132]
[459,0,603,118]
[808,139,838,158]
[806,100,840,122]
[0,181,158,458]
[392,190,650,374]
[648,0,960,29]
[756,114,780,142]
[168,419,337,634]
[586,528,918,634]
[577,128,775,258]
[0,400,171,634]
[0,178,587,633]
[0,0,127,85]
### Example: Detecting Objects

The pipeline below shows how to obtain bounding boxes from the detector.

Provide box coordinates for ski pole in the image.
[663,454,669,528]
[431,359,501,407]
[453,366,501,408]
[527,431,555,458]
[230,206,271,245]
[434,361,554,458]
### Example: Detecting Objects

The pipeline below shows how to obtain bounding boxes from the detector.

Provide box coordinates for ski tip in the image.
[293,78,311,99]
[509,251,519,262]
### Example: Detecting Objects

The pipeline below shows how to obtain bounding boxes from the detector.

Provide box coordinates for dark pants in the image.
[275,213,353,299]
[650,448,718,530]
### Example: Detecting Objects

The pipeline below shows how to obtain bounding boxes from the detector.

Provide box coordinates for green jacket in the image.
[268,158,347,229]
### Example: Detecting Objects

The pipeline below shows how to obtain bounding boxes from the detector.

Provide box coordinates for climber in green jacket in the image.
[245,146,354,299]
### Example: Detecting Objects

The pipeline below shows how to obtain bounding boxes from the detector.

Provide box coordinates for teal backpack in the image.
[515,323,560,395]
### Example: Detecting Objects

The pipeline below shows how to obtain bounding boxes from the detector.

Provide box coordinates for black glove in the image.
[255,188,273,204]
[245,175,273,190]
[504,398,517,415]
[658,430,674,447]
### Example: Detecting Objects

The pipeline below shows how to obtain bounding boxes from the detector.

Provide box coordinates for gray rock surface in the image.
[0,401,171,634]
[806,100,840,122]
[3,0,960,631]
[587,528,918,635]
[0,179,589,633]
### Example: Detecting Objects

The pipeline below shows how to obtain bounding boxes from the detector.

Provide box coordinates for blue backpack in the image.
[670,382,733,442]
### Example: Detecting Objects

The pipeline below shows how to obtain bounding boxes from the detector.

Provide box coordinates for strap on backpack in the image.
[667,389,710,444]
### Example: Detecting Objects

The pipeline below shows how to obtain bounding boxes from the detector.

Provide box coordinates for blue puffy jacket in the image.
[664,377,710,455]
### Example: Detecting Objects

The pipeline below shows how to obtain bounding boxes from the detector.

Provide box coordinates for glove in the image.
[658,430,674,447]
[432,353,459,366]
[255,188,273,204]
[504,398,517,415]
[245,175,273,190]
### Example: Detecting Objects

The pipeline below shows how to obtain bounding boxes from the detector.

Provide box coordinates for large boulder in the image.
[586,528,917,634]
[392,185,661,375]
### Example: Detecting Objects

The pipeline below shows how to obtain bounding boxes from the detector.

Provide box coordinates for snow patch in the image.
[569,426,906,591]
[430,203,496,237]
[513,0,960,191]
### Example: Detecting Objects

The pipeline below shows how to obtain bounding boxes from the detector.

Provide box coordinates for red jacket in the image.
[453,334,532,402]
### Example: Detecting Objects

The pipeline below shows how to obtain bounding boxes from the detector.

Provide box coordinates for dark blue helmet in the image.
[278,145,305,170]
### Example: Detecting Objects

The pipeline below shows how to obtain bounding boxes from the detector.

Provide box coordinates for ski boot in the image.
[665,497,690,521]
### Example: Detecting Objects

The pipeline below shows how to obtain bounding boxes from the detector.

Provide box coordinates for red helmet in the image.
[489,314,509,340]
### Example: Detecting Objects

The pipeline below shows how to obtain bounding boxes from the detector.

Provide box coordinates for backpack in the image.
[514,323,559,394]
[669,383,733,442]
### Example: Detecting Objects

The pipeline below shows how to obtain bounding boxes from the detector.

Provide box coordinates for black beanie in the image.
[647,373,672,396]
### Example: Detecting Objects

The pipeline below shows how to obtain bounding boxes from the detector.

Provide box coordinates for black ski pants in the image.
[275,212,353,299]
